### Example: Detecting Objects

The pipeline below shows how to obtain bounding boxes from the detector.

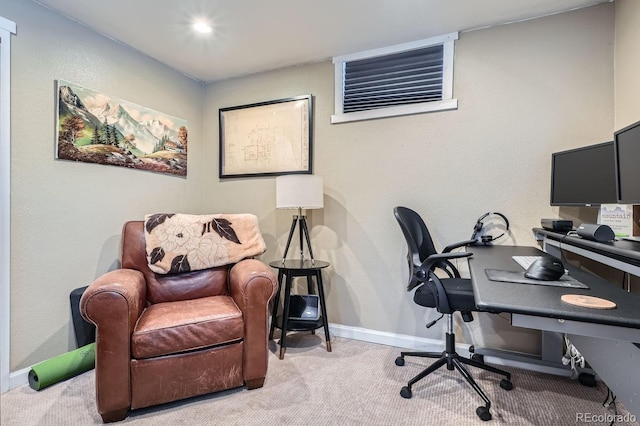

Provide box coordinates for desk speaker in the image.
[576,223,614,242]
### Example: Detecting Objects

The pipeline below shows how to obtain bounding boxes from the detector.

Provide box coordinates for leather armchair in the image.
[81,221,278,422]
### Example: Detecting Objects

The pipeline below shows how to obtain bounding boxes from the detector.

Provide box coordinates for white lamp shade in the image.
[276,174,324,209]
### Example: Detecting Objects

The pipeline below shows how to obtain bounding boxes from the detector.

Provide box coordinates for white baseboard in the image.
[9,367,29,390]
[329,323,448,352]
[5,323,572,392]
[328,322,574,377]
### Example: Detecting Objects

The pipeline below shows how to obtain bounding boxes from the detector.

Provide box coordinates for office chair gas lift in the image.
[394,206,513,421]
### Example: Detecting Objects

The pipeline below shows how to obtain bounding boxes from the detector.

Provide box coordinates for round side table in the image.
[269,259,331,359]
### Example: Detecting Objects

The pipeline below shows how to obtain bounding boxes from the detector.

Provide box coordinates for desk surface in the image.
[467,245,640,329]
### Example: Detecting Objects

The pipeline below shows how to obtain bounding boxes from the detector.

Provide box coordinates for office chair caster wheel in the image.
[500,379,514,391]
[400,386,412,399]
[471,353,484,363]
[395,356,405,366]
[476,406,492,421]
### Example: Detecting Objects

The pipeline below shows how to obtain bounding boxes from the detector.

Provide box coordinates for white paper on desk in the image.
[598,204,634,237]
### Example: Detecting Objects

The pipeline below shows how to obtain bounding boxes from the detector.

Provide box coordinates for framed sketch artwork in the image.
[56,79,188,176]
[219,95,312,178]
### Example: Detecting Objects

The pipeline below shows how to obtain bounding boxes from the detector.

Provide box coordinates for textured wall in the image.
[5,0,204,370]
[615,0,640,130]
[203,4,615,354]
[4,1,618,371]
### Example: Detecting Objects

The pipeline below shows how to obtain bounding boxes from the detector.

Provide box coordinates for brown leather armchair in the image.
[80,221,278,422]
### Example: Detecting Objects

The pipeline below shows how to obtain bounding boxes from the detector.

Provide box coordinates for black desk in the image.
[268,260,331,359]
[467,244,640,418]
[468,245,640,333]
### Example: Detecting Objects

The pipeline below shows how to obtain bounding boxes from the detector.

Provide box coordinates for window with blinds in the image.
[331,32,458,124]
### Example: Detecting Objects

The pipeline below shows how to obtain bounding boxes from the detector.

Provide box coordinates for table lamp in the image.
[276,174,323,263]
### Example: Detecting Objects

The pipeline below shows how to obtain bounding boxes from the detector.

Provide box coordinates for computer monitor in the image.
[614,120,640,204]
[550,141,617,206]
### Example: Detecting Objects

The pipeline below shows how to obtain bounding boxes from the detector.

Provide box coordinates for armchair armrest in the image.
[80,269,146,421]
[81,269,146,329]
[229,259,278,387]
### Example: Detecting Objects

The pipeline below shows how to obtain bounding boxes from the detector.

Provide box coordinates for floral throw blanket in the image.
[144,213,267,274]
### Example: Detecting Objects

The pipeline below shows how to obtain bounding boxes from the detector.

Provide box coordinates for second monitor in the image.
[614,119,640,204]
[550,141,617,207]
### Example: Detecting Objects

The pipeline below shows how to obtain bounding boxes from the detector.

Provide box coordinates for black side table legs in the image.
[269,260,331,359]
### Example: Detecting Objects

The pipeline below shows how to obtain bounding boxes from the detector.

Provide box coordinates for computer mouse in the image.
[524,257,565,281]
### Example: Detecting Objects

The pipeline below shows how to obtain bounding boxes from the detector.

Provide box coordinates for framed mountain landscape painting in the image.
[55,79,188,176]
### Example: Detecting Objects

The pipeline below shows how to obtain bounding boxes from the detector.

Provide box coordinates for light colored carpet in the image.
[1,334,638,425]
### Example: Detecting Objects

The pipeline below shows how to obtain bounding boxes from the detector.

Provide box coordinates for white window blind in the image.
[332,32,458,124]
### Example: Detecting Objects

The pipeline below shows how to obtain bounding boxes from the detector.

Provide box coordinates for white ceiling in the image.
[33,0,608,84]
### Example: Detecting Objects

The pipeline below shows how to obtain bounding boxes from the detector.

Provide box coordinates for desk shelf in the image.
[534,228,640,275]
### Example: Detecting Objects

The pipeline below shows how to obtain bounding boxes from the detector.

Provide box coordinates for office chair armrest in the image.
[414,270,452,314]
[415,251,473,274]
[417,252,472,280]
[442,239,477,253]
[422,251,472,269]
[411,252,472,292]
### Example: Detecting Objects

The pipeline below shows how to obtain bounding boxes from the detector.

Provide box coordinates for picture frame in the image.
[219,95,312,178]
[56,79,188,176]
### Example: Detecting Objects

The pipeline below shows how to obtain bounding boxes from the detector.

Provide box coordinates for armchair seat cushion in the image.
[132,295,243,359]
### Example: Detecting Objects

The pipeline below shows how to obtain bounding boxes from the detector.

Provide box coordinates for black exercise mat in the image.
[485,269,589,289]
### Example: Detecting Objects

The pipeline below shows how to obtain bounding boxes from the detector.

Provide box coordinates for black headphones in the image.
[471,212,510,244]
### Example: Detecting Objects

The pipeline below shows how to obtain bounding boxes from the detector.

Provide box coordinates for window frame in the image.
[331,32,458,124]
[1,15,16,394]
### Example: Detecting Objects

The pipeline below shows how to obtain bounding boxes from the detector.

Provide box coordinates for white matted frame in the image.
[219,95,313,178]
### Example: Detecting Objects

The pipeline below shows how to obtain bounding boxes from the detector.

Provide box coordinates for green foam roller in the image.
[28,343,96,390]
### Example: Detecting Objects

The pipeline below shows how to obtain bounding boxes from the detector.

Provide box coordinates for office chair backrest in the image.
[394,206,441,291]
[395,206,437,258]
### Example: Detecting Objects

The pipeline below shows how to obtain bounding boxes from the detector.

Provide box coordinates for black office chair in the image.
[393,206,513,421]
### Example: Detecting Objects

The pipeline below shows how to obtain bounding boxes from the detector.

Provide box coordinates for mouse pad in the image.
[485,269,589,289]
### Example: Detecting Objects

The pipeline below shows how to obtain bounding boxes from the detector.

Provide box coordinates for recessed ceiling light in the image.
[192,21,213,34]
